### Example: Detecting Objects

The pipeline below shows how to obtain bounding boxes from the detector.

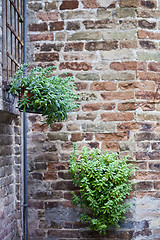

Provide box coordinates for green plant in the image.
[9,64,78,124]
[69,146,134,234]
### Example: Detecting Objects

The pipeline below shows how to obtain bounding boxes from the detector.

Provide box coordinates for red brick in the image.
[88,142,99,148]
[140,102,155,111]
[138,20,156,29]
[60,1,79,10]
[61,142,73,151]
[136,171,160,180]
[83,19,114,29]
[139,40,157,49]
[90,82,116,91]
[101,142,119,151]
[140,0,157,9]
[67,22,80,30]
[82,103,115,112]
[148,62,160,72]
[137,71,160,81]
[28,22,48,31]
[28,2,42,12]
[52,181,77,191]
[117,122,140,131]
[152,142,160,150]
[32,123,48,132]
[82,0,99,8]
[135,90,155,100]
[29,33,54,42]
[49,21,64,31]
[50,123,63,131]
[95,132,129,141]
[64,42,84,52]
[108,2,116,8]
[135,191,160,198]
[35,53,59,62]
[120,40,138,49]
[101,91,134,100]
[85,41,118,51]
[29,229,46,238]
[135,161,148,170]
[85,133,93,140]
[118,82,135,90]
[44,172,58,180]
[77,113,97,120]
[101,112,134,121]
[36,12,58,21]
[137,62,147,71]
[55,32,65,41]
[59,62,92,71]
[136,181,153,191]
[120,0,139,7]
[40,43,63,52]
[82,103,101,111]
[71,133,84,141]
[149,162,160,171]
[28,200,44,209]
[45,1,57,10]
[138,30,160,40]
[48,229,80,238]
[118,81,155,91]
[75,82,88,91]
[134,81,155,90]
[48,162,69,171]
[110,61,137,71]
[154,181,160,190]
[67,124,80,131]
[135,132,154,142]
[118,102,138,111]
[102,103,116,110]
[136,151,160,160]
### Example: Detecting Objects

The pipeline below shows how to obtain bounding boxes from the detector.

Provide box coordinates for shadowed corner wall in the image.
[0,1,23,239]
[27,0,160,239]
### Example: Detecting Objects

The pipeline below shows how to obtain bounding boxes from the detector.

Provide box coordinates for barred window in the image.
[2,0,24,85]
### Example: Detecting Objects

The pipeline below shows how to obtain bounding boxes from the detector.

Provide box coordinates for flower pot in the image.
[19,87,44,114]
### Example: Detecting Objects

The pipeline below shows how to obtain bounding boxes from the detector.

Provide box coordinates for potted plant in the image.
[69,146,135,234]
[9,64,78,124]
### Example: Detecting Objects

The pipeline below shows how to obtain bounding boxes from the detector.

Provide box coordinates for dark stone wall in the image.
[0,112,22,240]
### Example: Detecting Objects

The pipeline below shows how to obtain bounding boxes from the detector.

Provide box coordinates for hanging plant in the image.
[69,146,135,234]
[9,64,78,124]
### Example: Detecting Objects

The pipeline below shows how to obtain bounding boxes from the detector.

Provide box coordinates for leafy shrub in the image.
[9,64,78,124]
[69,146,134,234]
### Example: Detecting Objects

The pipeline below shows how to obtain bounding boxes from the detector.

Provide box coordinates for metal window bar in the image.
[4,0,24,84]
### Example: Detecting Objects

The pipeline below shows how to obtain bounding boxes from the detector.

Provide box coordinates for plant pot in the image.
[19,87,44,114]
[19,106,44,114]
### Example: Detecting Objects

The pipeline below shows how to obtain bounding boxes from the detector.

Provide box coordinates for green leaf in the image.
[69,146,135,234]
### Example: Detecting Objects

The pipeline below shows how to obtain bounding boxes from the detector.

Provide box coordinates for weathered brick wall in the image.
[0,1,22,239]
[0,0,2,107]
[0,113,22,240]
[0,0,19,114]
[27,0,160,239]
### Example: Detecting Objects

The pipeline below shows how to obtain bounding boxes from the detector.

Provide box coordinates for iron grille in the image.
[3,0,24,84]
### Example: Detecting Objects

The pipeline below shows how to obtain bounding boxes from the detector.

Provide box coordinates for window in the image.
[2,0,24,85]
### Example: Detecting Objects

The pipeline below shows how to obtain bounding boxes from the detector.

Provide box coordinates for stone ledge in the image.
[0,87,20,115]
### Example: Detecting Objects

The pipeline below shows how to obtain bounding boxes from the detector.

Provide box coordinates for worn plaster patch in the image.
[97,0,114,8]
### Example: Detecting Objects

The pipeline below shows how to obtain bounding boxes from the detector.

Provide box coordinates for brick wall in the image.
[0,112,22,240]
[0,0,19,114]
[0,1,22,239]
[0,0,2,106]
[27,0,160,239]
